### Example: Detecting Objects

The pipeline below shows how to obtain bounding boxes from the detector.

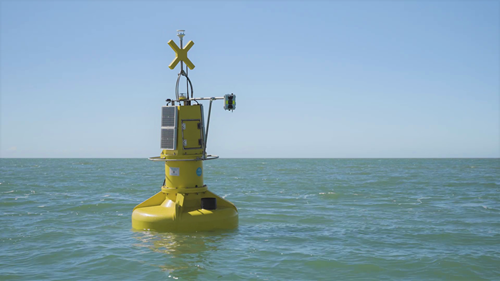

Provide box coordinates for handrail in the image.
[148,155,219,162]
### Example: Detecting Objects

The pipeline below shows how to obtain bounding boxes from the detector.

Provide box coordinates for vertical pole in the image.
[176,30,186,102]
[180,36,184,76]
[203,98,214,159]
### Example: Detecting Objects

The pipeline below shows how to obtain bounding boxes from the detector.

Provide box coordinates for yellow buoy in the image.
[132,30,238,232]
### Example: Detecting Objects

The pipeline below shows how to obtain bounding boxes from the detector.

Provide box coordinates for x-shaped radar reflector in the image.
[168,40,195,70]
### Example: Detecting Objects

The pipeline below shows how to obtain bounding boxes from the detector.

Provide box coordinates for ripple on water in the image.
[1,158,499,280]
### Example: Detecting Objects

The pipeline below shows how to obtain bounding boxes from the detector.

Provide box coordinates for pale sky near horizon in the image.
[1,1,499,158]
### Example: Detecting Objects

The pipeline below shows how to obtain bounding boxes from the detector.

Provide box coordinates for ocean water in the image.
[0,158,499,280]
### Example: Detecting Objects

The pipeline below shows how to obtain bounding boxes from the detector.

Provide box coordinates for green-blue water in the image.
[1,158,499,280]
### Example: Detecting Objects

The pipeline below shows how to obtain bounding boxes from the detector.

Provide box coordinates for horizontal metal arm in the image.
[169,96,225,103]
[191,97,225,101]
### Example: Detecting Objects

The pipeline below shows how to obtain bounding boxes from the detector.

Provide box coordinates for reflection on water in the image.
[132,229,238,278]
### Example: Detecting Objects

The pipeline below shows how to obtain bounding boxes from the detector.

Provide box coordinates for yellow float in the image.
[132,30,238,232]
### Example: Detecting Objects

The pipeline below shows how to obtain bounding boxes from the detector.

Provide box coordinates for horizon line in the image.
[1,157,499,160]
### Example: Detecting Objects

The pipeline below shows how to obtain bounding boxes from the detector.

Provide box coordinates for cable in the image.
[184,73,194,98]
[186,67,189,98]
[174,70,194,100]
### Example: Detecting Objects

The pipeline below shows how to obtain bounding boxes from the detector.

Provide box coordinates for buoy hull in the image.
[132,189,238,232]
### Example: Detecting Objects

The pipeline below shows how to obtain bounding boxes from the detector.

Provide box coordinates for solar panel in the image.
[162,106,176,127]
[160,106,177,150]
[161,128,176,150]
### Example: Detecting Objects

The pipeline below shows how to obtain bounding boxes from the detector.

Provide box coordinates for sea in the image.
[0,158,499,280]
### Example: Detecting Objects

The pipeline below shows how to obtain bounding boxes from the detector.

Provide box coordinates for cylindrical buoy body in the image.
[132,102,238,232]
[165,160,203,188]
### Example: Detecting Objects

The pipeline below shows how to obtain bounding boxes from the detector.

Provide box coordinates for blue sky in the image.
[1,1,498,158]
